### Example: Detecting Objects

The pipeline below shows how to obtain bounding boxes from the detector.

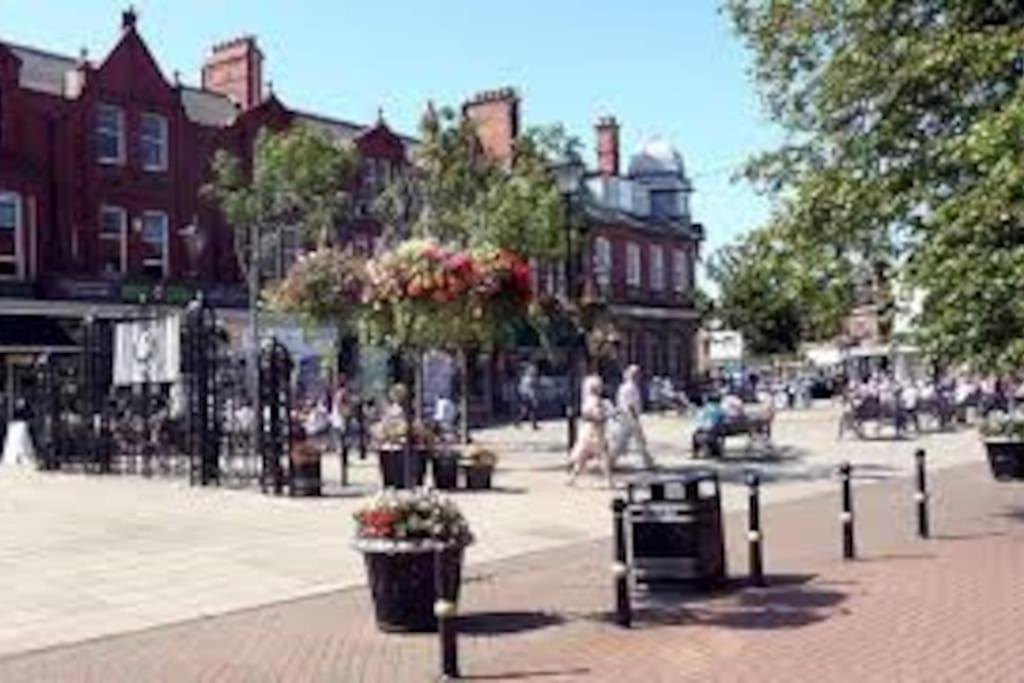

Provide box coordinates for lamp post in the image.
[555,159,585,451]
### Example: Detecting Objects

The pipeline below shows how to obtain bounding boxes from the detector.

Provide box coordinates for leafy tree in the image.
[727,0,1024,372]
[204,124,359,439]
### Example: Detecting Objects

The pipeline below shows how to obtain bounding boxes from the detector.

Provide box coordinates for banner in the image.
[113,314,181,386]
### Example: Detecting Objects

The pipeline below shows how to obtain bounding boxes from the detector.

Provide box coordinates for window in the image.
[650,190,678,219]
[141,211,168,279]
[649,245,665,291]
[673,248,690,293]
[99,205,127,275]
[140,113,168,171]
[96,104,124,164]
[0,192,21,278]
[626,242,641,287]
[593,237,612,287]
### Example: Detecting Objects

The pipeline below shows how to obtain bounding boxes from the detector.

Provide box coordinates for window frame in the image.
[593,236,612,288]
[140,210,169,279]
[99,204,128,275]
[139,112,169,172]
[673,248,690,293]
[96,103,125,165]
[649,244,665,292]
[626,242,641,288]
[0,191,22,280]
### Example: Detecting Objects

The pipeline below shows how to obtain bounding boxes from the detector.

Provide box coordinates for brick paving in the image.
[2,461,1023,682]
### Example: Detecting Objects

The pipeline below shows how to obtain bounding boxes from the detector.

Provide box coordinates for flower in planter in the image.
[464,445,498,468]
[353,489,474,546]
[980,411,1024,440]
[370,419,438,450]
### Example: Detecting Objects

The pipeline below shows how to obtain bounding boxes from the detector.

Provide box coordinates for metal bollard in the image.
[915,449,930,539]
[434,548,459,679]
[357,401,368,460]
[340,439,350,488]
[839,462,855,560]
[747,471,765,587]
[611,498,632,628]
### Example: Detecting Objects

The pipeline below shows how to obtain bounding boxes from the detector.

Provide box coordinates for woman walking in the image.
[568,374,612,488]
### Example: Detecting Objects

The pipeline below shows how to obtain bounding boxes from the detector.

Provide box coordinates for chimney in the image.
[462,87,520,164]
[202,36,264,110]
[595,116,620,177]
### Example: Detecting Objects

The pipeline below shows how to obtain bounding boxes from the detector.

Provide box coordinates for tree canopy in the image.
[727,0,1024,371]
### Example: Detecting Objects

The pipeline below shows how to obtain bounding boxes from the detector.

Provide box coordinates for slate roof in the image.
[180,86,239,127]
[7,43,78,97]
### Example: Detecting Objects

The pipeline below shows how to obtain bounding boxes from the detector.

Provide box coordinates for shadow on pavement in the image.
[459,610,566,635]
[462,667,592,681]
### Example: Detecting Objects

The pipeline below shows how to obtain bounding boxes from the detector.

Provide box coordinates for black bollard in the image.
[611,498,632,627]
[357,400,368,461]
[839,461,855,560]
[747,471,765,587]
[434,547,459,679]
[915,449,930,539]
[340,438,350,488]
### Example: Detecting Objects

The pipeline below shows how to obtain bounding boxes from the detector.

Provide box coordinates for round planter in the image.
[432,453,459,490]
[984,439,1024,481]
[378,447,429,489]
[464,464,493,490]
[291,458,322,497]
[355,540,464,633]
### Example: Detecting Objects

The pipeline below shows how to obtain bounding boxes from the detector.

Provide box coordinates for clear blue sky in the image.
[1,0,780,260]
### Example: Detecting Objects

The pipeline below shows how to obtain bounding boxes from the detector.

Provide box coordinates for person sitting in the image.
[433,394,457,443]
[692,394,727,458]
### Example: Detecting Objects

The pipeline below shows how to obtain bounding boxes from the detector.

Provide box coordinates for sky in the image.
[0,0,781,261]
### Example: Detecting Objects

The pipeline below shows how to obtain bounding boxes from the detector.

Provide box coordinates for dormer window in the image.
[140,113,168,171]
[96,104,125,165]
[650,190,678,219]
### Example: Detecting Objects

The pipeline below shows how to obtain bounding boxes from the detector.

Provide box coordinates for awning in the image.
[0,316,79,353]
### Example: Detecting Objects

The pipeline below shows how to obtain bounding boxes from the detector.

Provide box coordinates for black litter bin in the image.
[623,470,726,589]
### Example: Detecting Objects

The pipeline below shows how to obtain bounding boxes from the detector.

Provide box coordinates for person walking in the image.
[516,363,540,430]
[568,374,612,488]
[613,365,656,469]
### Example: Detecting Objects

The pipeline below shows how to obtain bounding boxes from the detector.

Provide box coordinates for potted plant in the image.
[352,489,474,632]
[371,418,437,489]
[981,411,1024,481]
[290,441,323,497]
[462,445,498,490]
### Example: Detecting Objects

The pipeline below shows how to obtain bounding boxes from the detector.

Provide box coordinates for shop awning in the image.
[0,316,79,353]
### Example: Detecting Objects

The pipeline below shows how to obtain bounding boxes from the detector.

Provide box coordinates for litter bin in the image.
[623,470,726,589]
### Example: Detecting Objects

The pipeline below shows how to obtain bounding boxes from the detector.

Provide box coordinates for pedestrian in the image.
[330,374,351,456]
[568,374,612,487]
[516,363,539,430]
[611,365,655,469]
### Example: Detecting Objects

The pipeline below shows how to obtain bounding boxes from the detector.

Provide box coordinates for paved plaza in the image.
[0,403,1007,677]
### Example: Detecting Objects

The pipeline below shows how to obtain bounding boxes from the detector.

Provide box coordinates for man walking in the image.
[516,363,539,430]
[613,365,656,469]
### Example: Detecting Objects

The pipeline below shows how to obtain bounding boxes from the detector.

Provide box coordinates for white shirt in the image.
[617,382,643,416]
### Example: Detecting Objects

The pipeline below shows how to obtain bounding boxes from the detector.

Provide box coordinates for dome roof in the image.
[628,137,686,179]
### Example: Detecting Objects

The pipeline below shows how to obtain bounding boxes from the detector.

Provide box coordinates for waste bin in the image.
[623,470,726,589]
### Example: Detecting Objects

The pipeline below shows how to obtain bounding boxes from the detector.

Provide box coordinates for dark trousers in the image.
[516,393,538,429]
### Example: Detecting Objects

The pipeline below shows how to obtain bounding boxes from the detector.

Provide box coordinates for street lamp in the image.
[554,159,585,451]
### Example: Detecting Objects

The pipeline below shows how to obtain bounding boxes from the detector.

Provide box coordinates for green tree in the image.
[204,124,359,441]
[727,0,1024,372]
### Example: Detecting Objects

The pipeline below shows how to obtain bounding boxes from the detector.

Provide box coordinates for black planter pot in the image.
[432,453,459,490]
[378,448,429,489]
[358,542,464,632]
[291,459,322,497]
[985,440,1024,481]
[464,464,493,490]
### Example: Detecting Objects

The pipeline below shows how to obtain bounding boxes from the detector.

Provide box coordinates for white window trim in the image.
[650,245,665,292]
[140,113,169,172]
[673,248,690,293]
[0,191,23,280]
[99,205,128,275]
[626,242,641,287]
[141,211,169,278]
[97,104,125,165]
[593,237,612,287]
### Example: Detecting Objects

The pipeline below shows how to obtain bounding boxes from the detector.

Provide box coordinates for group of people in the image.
[567,364,656,487]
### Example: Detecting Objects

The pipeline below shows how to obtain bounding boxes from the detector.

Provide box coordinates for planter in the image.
[378,447,429,489]
[291,458,322,497]
[355,540,464,632]
[432,453,459,490]
[984,439,1024,481]
[463,464,494,490]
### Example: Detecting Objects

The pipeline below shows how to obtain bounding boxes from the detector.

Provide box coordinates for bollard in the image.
[357,401,368,460]
[340,438,350,488]
[915,449,930,539]
[611,498,632,628]
[434,547,459,679]
[839,461,855,559]
[746,471,765,587]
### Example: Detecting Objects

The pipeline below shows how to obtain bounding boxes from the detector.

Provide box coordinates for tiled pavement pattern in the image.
[0,404,991,657]
[2,462,1023,682]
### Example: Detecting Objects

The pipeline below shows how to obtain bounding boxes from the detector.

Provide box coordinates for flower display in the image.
[266,246,365,324]
[370,418,438,450]
[353,489,474,546]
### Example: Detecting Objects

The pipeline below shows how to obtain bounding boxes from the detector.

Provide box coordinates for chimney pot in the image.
[596,116,620,177]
